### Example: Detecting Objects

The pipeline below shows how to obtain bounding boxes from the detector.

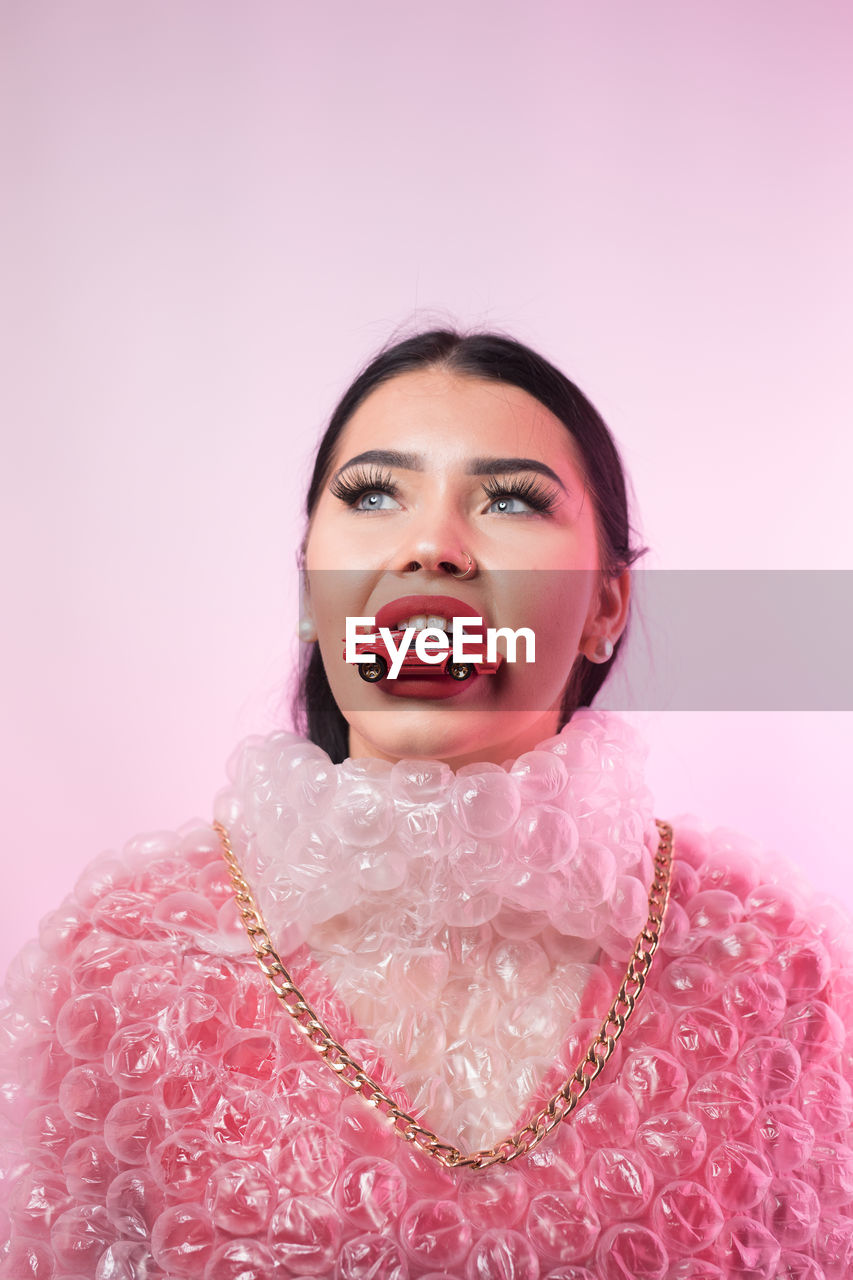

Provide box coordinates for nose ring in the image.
[454,552,476,580]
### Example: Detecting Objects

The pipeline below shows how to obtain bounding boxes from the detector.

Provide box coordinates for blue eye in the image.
[354,490,399,511]
[482,477,559,515]
[330,466,401,511]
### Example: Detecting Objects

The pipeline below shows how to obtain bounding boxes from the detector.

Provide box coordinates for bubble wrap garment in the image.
[3,709,853,1280]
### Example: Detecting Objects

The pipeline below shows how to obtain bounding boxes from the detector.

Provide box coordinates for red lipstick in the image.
[373,594,487,633]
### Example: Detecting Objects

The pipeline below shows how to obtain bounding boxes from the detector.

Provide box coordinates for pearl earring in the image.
[589,637,613,663]
[297,617,318,642]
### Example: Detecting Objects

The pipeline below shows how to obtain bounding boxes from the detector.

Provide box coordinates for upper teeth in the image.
[396,614,448,631]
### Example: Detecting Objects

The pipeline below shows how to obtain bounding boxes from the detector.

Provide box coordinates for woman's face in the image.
[303,368,629,768]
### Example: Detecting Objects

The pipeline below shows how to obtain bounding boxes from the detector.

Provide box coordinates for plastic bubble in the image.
[8,1171,71,1236]
[655,957,721,1008]
[150,1129,217,1202]
[94,1240,156,1280]
[205,1159,276,1235]
[337,1092,402,1161]
[670,1007,739,1078]
[50,1203,112,1272]
[781,1000,845,1068]
[21,1102,77,1164]
[336,1232,410,1280]
[738,1037,802,1103]
[752,1104,815,1172]
[464,1228,541,1280]
[0,1239,57,1279]
[593,1222,668,1280]
[103,1022,167,1092]
[664,1261,724,1279]
[582,1148,655,1222]
[92,889,158,940]
[564,841,618,911]
[274,1121,342,1196]
[745,884,801,935]
[510,750,569,803]
[330,778,396,847]
[634,1111,707,1179]
[284,752,338,815]
[155,1055,220,1117]
[268,1194,342,1273]
[203,1238,278,1280]
[399,1200,472,1270]
[722,970,787,1036]
[516,807,579,874]
[526,1191,601,1264]
[572,1085,640,1150]
[619,1050,689,1118]
[150,1203,216,1275]
[705,1141,773,1210]
[702,922,775,975]
[391,758,455,805]
[61,1134,117,1200]
[687,890,744,934]
[716,1215,780,1279]
[809,1141,853,1208]
[775,937,832,1002]
[488,938,550,999]
[336,1157,408,1231]
[105,1168,163,1239]
[651,1179,724,1253]
[38,900,91,960]
[71,932,143,993]
[111,964,178,1021]
[687,1071,760,1141]
[451,772,521,838]
[798,1064,853,1133]
[761,1175,820,1249]
[58,1064,119,1131]
[812,1215,853,1279]
[457,1166,530,1231]
[74,857,128,910]
[16,1036,73,1096]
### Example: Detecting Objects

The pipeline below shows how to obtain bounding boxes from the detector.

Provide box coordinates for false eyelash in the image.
[329,465,559,515]
[329,465,400,507]
[481,475,559,514]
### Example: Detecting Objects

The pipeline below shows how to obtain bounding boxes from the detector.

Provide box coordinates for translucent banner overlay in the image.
[301,570,853,711]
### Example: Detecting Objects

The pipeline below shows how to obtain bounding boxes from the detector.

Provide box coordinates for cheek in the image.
[306,569,359,655]
[511,571,594,666]
[529,604,586,682]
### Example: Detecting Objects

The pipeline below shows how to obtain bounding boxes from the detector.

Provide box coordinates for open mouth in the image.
[374,594,488,637]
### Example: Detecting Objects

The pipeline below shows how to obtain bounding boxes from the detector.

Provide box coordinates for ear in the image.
[296,566,318,641]
[579,569,631,662]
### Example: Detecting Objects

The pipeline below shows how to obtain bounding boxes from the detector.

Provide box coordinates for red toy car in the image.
[343,629,505,683]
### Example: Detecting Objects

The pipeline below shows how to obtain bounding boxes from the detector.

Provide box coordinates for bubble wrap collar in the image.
[214,707,661,960]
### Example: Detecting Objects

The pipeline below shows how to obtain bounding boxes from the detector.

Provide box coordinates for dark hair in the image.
[291,328,647,763]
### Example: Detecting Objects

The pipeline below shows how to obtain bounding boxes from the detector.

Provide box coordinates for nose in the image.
[398,547,475,578]
[392,517,478,579]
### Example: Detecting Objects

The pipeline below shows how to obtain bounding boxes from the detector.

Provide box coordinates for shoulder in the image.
[653,812,853,1093]
[0,821,253,1109]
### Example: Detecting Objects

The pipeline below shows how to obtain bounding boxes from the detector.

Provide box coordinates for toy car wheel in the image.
[447,662,473,681]
[358,657,387,682]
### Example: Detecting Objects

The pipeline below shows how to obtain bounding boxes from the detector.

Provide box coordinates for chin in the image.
[348,704,547,767]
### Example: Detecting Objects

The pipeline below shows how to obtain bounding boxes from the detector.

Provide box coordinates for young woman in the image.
[2,330,851,1279]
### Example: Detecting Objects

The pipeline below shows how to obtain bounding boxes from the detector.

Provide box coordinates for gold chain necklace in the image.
[213,816,674,1171]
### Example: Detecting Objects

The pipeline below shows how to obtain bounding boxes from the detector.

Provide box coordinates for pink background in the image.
[2,1,851,976]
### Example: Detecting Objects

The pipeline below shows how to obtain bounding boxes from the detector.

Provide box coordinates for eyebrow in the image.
[331,449,568,492]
